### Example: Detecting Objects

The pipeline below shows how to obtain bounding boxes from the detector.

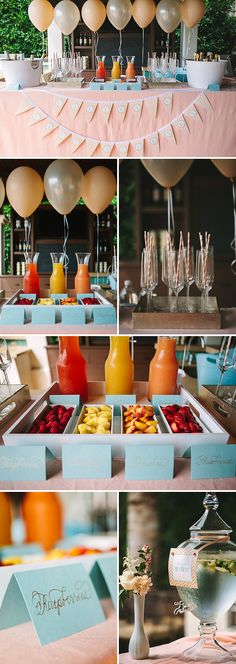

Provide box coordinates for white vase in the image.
[129,594,150,660]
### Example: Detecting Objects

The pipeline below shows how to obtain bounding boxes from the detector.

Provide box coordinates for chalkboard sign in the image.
[35,241,88,273]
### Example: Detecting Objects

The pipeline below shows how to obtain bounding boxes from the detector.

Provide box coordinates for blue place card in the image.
[61,307,86,325]
[1,306,25,325]
[0,562,105,645]
[93,307,116,325]
[152,395,183,406]
[62,444,112,479]
[0,446,46,481]
[125,444,174,481]
[90,554,117,607]
[32,307,55,325]
[49,395,81,406]
[106,394,136,416]
[0,543,43,558]
[191,444,236,479]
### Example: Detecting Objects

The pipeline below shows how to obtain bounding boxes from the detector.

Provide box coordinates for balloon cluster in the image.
[0,161,116,219]
[28,0,206,36]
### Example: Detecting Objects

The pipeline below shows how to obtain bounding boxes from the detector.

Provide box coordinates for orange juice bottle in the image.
[22,492,62,551]
[126,55,135,80]
[56,336,88,402]
[23,253,40,297]
[148,337,178,400]
[0,493,11,545]
[50,253,66,294]
[75,252,91,294]
[105,336,134,394]
[111,56,121,79]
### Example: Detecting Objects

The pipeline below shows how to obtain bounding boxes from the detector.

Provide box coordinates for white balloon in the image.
[0,179,5,208]
[107,0,132,31]
[54,0,80,35]
[156,0,181,33]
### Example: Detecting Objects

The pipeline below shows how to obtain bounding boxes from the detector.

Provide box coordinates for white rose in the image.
[119,569,136,591]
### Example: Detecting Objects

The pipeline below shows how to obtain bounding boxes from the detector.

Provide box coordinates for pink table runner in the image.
[0,86,235,157]
[119,632,236,663]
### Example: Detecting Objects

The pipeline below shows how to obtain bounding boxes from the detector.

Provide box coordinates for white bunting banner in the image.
[132,138,144,154]
[116,102,128,122]
[71,134,85,152]
[16,99,35,115]
[28,109,47,125]
[85,102,98,122]
[159,93,173,113]
[129,100,143,123]
[172,114,190,134]
[117,142,129,157]
[53,95,68,116]
[159,124,176,143]
[86,138,100,155]
[70,100,83,119]
[147,133,159,152]
[100,102,113,122]
[41,119,58,137]
[185,104,203,123]
[197,93,214,112]
[56,128,72,144]
[102,142,114,156]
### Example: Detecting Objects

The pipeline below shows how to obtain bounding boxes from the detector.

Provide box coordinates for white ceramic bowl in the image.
[1,59,42,88]
[186,60,226,90]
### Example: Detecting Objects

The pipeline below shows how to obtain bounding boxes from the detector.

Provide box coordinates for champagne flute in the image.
[166,248,184,312]
[216,336,236,396]
[183,245,195,312]
[140,248,158,310]
[195,246,214,313]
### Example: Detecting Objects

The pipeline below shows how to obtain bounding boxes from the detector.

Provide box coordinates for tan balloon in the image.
[82,0,106,32]
[212,160,236,180]
[133,0,156,28]
[54,0,80,35]
[44,160,84,215]
[107,0,132,31]
[181,0,205,28]
[82,167,117,215]
[156,0,181,33]
[141,159,193,187]
[28,0,54,32]
[0,179,5,208]
[6,167,44,218]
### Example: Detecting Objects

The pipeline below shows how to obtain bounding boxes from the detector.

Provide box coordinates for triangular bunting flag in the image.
[53,95,67,117]
[131,138,144,155]
[71,134,86,153]
[172,114,190,134]
[185,104,203,123]
[56,128,72,144]
[159,93,173,112]
[16,98,35,116]
[85,102,98,122]
[117,142,129,157]
[159,124,176,143]
[129,100,143,123]
[116,102,128,122]
[197,93,214,112]
[41,119,58,137]
[100,102,113,122]
[147,96,158,119]
[147,133,159,151]
[86,138,100,156]
[101,142,114,157]
[28,109,47,125]
[70,100,83,119]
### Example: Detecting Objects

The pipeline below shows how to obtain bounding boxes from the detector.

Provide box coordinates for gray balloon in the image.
[107,0,132,31]
[44,159,84,215]
[156,0,181,33]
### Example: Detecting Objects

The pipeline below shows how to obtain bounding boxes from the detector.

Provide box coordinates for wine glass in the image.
[216,337,236,396]
[183,245,195,312]
[163,248,184,312]
[195,246,214,312]
[140,248,158,310]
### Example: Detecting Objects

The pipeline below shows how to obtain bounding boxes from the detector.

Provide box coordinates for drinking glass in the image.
[140,248,158,309]
[195,246,214,312]
[216,337,236,396]
[162,248,184,311]
[183,245,195,312]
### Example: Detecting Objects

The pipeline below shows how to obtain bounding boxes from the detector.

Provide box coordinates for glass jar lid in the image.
[190,492,232,538]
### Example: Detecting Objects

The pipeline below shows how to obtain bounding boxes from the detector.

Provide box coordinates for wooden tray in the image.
[132,295,221,330]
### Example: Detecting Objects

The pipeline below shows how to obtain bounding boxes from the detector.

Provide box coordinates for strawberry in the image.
[171,422,180,433]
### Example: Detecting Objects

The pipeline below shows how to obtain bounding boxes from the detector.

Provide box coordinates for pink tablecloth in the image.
[0,599,116,664]
[0,85,235,157]
[119,632,236,663]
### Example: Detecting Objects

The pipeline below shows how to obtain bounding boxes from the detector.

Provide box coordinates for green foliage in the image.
[0,0,43,56]
[198,0,236,54]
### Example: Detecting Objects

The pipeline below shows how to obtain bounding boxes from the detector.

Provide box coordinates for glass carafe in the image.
[96,55,106,80]
[105,336,134,394]
[111,55,121,79]
[23,253,40,297]
[50,253,66,295]
[75,252,91,295]
[126,55,136,80]
[148,337,178,400]
[56,336,88,402]
[170,492,236,661]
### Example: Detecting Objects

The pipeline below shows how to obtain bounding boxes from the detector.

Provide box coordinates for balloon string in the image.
[42,32,44,57]
[166,33,170,61]
[95,31,99,60]
[167,188,175,237]
[170,188,175,236]
[167,188,171,235]
[96,213,100,285]
[24,218,31,256]
[63,214,70,287]
[142,28,145,68]
[119,30,123,72]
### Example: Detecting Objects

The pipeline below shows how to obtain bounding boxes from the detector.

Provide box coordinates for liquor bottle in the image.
[15,240,18,251]
[88,34,92,46]
[19,240,22,251]
[106,214,111,228]
[84,33,87,46]
[79,33,83,46]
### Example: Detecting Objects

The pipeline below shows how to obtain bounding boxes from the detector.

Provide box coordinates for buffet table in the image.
[119,632,236,663]
[0,83,235,157]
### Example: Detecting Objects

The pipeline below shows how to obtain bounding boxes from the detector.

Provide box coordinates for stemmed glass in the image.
[183,245,195,312]
[0,338,12,387]
[216,337,236,396]
[162,248,184,311]
[195,246,214,312]
[140,248,158,309]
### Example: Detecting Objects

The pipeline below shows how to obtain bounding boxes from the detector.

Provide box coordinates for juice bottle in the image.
[50,253,66,294]
[56,336,88,402]
[22,492,62,551]
[0,493,11,546]
[111,56,121,79]
[23,253,40,297]
[126,55,136,80]
[148,337,178,400]
[105,336,134,394]
[96,55,106,80]
[75,252,91,294]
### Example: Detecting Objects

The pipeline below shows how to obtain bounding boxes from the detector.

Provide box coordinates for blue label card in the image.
[62,444,112,479]
[93,307,116,325]
[61,307,86,326]
[0,563,105,645]
[32,308,55,325]
[125,444,174,481]
[49,395,81,406]
[152,395,183,406]
[90,555,117,608]
[0,446,46,481]
[106,394,136,416]
[0,544,43,558]
[191,444,236,479]
[1,307,25,325]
